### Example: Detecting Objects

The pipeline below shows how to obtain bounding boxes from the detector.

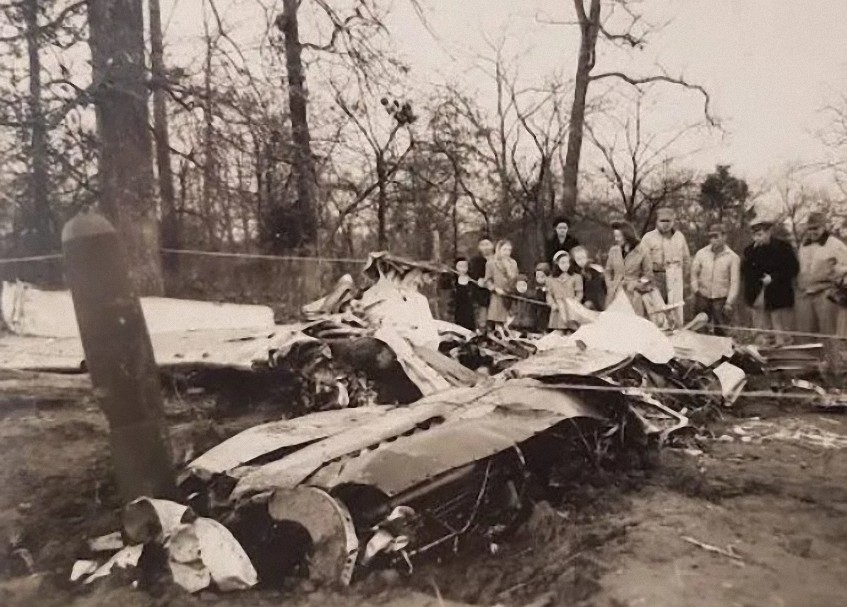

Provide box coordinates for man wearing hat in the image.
[690,223,740,335]
[741,216,799,344]
[641,208,691,327]
[796,211,847,336]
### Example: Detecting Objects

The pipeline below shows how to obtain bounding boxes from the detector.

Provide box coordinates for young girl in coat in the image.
[547,250,584,331]
[485,239,519,333]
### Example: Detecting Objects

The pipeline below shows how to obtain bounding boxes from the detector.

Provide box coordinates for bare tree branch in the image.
[0,0,85,43]
[589,71,716,125]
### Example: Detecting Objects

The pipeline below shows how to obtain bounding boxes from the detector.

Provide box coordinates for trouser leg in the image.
[750,306,772,346]
[693,293,712,331]
[795,295,817,336]
[770,308,794,346]
[813,292,838,336]
[654,272,668,302]
[810,293,841,377]
[709,297,728,336]
[474,305,488,333]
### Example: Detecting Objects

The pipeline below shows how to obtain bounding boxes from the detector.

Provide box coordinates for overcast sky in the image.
[384,0,847,180]
[164,0,847,184]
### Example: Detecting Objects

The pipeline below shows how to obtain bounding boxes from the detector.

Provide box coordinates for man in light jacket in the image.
[642,208,691,327]
[690,223,740,335]
[796,211,847,336]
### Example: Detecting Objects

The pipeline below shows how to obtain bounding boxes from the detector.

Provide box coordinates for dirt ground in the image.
[0,390,845,607]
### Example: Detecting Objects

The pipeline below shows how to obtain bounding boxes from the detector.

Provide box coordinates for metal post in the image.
[62,212,176,501]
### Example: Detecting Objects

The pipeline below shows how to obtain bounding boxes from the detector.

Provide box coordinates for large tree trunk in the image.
[23,0,54,259]
[149,0,179,256]
[87,0,164,295]
[278,0,317,251]
[561,0,601,217]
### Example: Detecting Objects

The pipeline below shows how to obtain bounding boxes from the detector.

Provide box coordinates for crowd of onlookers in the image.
[441,209,847,342]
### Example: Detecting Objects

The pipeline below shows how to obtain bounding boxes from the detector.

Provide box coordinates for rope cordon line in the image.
[3,248,847,341]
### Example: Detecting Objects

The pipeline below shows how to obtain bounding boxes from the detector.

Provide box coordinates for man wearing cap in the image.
[690,223,740,335]
[544,216,580,272]
[796,212,847,337]
[741,217,799,344]
[641,208,691,327]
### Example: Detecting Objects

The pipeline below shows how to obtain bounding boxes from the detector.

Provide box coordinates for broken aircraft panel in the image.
[1,280,275,338]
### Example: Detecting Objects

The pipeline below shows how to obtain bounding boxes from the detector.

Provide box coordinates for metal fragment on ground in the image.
[122,497,194,544]
[86,531,123,553]
[83,544,144,584]
[669,330,735,367]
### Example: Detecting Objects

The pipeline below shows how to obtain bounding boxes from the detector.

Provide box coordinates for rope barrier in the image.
[0,254,63,265]
[539,381,844,403]
[708,323,847,341]
[161,248,366,264]
[3,247,846,343]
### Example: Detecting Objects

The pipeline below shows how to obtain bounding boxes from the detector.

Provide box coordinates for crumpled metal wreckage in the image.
[49,252,772,591]
[181,376,658,586]
[176,261,763,587]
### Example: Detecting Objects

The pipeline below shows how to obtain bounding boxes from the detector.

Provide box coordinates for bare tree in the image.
[449,46,571,236]
[22,0,52,255]
[149,0,178,255]
[275,0,317,250]
[546,0,715,216]
[770,163,841,243]
[0,0,88,262]
[333,89,416,249]
[267,0,392,251]
[820,93,847,199]
[427,92,496,242]
[587,92,703,231]
[87,0,163,294]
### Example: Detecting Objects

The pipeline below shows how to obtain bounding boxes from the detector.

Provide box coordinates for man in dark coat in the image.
[544,216,580,273]
[468,238,494,332]
[741,218,799,344]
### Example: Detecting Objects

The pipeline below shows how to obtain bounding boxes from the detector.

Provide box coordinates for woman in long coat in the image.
[485,239,519,329]
[605,221,654,317]
[547,250,584,330]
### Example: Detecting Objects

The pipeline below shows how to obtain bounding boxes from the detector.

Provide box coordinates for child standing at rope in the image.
[532,262,552,332]
[547,250,583,331]
[444,256,477,332]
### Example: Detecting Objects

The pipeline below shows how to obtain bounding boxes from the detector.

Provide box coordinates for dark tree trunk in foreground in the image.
[277,0,318,251]
[561,0,600,217]
[87,0,164,295]
[149,0,179,256]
